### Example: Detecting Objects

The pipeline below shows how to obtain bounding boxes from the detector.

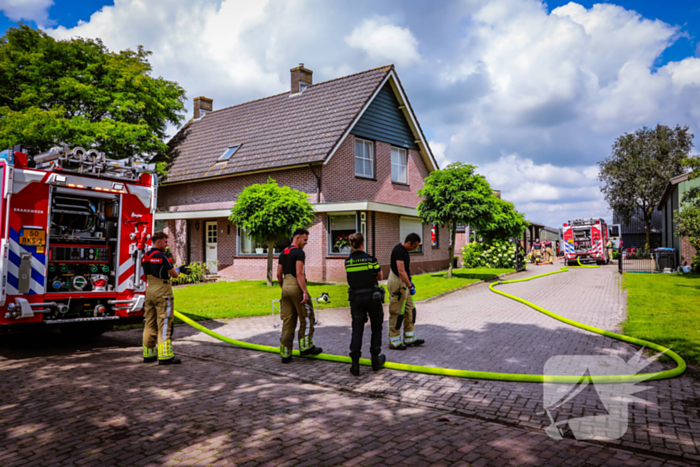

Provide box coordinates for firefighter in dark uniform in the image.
[276,228,323,363]
[344,232,386,376]
[142,231,187,365]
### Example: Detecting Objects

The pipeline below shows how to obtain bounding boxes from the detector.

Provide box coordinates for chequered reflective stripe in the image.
[142,345,157,358]
[280,345,292,358]
[404,331,417,344]
[564,241,574,254]
[299,304,313,351]
[162,298,172,342]
[389,335,403,346]
[7,227,46,295]
[158,339,174,360]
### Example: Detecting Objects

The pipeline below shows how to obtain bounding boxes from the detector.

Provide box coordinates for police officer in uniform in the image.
[387,233,425,350]
[344,232,386,376]
[276,228,323,363]
[142,232,187,365]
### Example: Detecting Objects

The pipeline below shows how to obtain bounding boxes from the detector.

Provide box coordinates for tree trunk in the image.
[644,206,652,250]
[266,239,274,287]
[448,220,456,279]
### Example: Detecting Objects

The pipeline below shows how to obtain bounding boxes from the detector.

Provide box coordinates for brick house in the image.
[156,64,450,282]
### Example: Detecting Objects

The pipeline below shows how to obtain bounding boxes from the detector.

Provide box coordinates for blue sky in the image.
[1,0,699,227]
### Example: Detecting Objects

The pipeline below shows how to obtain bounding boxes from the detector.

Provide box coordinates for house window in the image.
[400,216,423,253]
[154,220,164,232]
[355,139,374,178]
[218,145,240,161]
[329,214,356,254]
[238,229,291,255]
[391,147,408,184]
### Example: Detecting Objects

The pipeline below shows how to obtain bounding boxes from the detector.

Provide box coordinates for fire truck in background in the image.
[562,218,610,266]
[0,145,156,335]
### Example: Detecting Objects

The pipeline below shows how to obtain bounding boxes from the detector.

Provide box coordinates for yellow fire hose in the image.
[173,259,685,384]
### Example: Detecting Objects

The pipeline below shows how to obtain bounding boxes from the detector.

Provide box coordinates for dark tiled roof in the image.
[164,65,393,183]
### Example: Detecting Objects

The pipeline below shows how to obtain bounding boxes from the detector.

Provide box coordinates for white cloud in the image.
[345,18,421,67]
[476,154,606,226]
[428,140,449,168]
[0,0,53,26]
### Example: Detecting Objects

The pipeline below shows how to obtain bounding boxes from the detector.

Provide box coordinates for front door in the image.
[205,221,218,274]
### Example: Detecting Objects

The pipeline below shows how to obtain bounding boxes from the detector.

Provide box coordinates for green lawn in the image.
[622,273,700,367]
[171,267,514,321]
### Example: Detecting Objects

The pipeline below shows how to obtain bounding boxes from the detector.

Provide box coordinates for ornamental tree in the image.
[0,24,186,160]
[598,125,692,249]
[230,178,315,286]
[418,162,496,278]
[479,197,529,245]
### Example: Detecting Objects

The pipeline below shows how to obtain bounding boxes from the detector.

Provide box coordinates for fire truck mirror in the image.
[18,253,32,294]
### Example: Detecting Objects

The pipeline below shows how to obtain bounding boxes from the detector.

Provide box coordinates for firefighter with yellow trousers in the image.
[543,239,553,262]
[388,233,425,350]
[276,228,323,363]
[142,231,188,365]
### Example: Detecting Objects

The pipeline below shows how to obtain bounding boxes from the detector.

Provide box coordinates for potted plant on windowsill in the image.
[255,247,264,254]
[334,235,351,253]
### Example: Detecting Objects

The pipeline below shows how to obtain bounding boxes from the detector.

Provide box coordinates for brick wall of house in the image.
[217,218,236,270]
[681,237,697,266]
[158,166,320,212]
[321,135,428,208]
[218,214,328,282]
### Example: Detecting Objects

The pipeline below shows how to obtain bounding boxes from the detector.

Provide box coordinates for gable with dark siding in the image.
[350,82,418,149]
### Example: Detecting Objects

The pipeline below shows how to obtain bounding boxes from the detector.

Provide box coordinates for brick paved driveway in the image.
[1,261,699,466]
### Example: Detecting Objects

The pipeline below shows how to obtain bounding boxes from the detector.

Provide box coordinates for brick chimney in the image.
[290,64,312,94]
[193,96,213,119]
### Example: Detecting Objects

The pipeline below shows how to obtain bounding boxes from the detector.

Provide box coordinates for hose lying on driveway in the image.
[174,260,685,384]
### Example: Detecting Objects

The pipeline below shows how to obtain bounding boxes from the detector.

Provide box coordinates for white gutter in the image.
[154,201,420,220]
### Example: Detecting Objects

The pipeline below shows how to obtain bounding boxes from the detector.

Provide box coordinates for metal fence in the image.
[618,248,676,274]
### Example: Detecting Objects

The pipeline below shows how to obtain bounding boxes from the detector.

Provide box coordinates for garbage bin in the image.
[654,248,675,272]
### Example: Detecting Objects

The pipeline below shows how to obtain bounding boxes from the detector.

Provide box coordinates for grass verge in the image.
[622,273,700,367]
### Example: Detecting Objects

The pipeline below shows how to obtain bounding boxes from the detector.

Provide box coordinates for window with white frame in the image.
[391,147,408,184]
[355,138,374,178]
[238,229,291,255]
[329,214,357,254]
[400,216,423,253]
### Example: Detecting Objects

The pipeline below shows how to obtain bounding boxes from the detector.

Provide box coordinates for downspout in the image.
[309,164,321,203]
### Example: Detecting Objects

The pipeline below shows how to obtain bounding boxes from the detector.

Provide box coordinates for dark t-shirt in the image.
[279,245,305,278]
[390,244,411,278]
[143,248,174,280]
[534,241,542,250]
[345,250,381,290]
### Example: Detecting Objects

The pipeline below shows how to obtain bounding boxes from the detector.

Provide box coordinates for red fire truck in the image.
[562,218,610,266]
[0,145,156,335]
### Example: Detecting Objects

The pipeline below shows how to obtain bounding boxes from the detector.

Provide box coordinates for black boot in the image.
[143,356,157,363]
[281,357,292,364]
[300,346,323,356]
[350,357,360,376]
[158,357,181,366]
[371,353,386,371]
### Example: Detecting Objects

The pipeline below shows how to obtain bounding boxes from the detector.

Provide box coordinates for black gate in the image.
[618,248,676,273]
[515,241,526,272]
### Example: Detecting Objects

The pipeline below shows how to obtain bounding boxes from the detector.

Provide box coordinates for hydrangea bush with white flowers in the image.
[461,239,517,268]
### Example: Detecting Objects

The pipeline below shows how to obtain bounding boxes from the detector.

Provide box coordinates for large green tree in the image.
[0,24,186,159]
[599,124,693,249]
[676,154,700,270]
[230,178,315,286]
[418,162,497,278]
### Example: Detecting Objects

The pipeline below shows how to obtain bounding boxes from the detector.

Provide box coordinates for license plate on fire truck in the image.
[19,228,46,246]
